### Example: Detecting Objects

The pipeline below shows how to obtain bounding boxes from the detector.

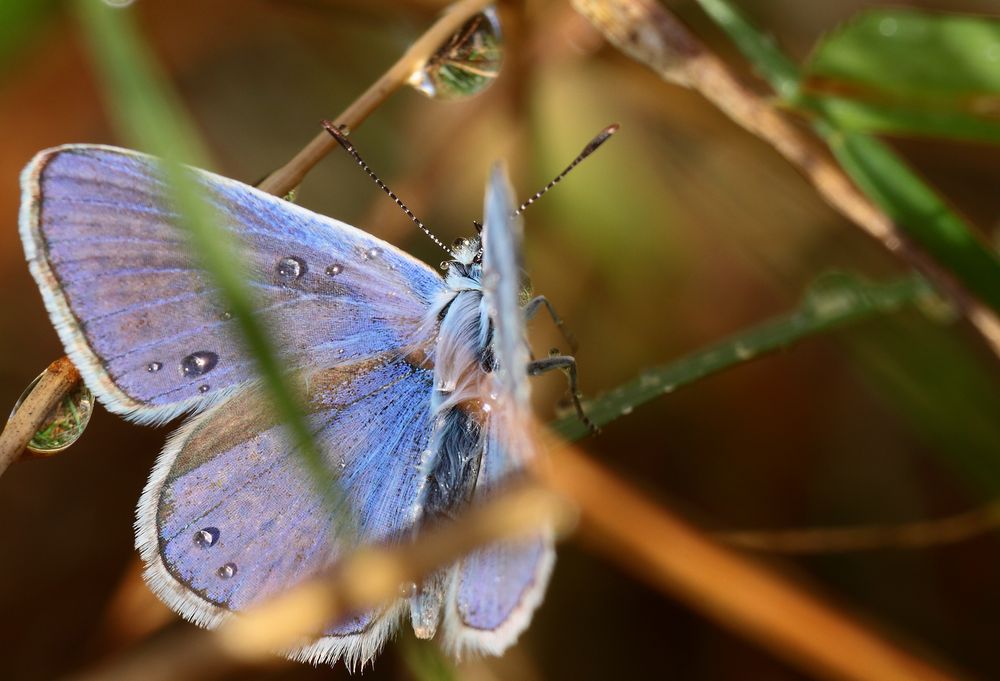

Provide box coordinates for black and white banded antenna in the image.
[322,120,454,257]
[514,123,619,218]
[472,123,619,262]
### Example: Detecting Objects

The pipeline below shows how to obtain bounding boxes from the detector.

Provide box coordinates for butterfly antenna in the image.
[513,123,619,217]
[322,121,453,256]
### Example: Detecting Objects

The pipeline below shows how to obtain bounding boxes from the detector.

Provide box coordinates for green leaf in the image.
[803,9,1000,142]
[696,0,1000,319]
[553,272,933,441]
[73,1,352,534]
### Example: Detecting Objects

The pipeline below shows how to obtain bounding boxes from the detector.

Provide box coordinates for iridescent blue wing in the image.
[136,353,434,667]
[442,163,554,656]
[19,145,443,425]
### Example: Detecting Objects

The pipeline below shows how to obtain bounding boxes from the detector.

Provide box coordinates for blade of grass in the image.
[552,272,933,440]
[73,1,350,531]
[695,0,1000,318]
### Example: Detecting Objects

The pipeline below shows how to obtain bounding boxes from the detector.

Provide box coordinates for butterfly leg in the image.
[524,296,578,354]
[527,355,599,435]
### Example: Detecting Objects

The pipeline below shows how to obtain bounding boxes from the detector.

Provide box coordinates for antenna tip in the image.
[321,120,352,149]
[582,123,620,156]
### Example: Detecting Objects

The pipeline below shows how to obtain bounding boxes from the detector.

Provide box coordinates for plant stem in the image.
[255,0,494,196]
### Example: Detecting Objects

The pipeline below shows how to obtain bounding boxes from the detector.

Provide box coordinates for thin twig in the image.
[717,501,1000,554]
[0,357,81,476]
[570,0,1000,357]
[255,0,495,196]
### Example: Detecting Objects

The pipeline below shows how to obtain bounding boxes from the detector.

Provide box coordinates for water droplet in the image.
[409,8,503,100]
[452,237,470,249]
[180,351,218,378]
[220,311,232,321]
[198,384,210,394]
[336,348,346,356]
[364,247,382,260]
[146,362,162,373]
[399,581,418,598]
[878,17,898,37]
[10,367,95,456]
[326,263,344,276]
[217,563,237,579]
[481,401,493,413]
[620,405,634,415]
[440,261,451,271]
[275,256,307,280]
[194,527,220,548]
[735,343,753,360]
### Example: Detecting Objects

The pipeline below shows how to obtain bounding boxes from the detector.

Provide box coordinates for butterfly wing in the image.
[441,163,555,656]
[19,145,443,425]
[136,352,435,667]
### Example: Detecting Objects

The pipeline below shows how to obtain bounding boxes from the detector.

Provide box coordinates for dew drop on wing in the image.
[198,384,210,394]
[275,256,307,280]
[193,527,220,548]
[217,563,237,579]
[146,362,162,373]
[180,351,218,378]
[325,263,344,276]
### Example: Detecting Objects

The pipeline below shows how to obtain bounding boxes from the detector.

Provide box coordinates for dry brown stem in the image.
[570,0,1000,356]
[255,0,495,196]
[536,447,966,681]
[0,357,81,476]
[71,440,966,681]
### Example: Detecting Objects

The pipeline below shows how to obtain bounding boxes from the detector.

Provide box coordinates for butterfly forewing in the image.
[20,145,444,425]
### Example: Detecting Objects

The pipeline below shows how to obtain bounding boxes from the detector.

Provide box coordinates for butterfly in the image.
[18,123,614,667]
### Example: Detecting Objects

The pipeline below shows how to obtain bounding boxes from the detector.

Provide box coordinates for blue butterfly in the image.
[18,124,613,667]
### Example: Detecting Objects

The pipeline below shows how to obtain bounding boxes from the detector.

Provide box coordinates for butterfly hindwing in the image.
[136,352,435,667]
[441,163,555,657]
[19,145,444,424]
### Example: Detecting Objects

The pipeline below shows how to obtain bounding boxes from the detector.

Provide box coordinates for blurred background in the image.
[1,0,999,679]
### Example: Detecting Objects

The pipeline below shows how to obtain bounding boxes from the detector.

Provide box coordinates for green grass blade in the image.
[73,1,352,535]
[553,273,933,441]
[695,0,800,99]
